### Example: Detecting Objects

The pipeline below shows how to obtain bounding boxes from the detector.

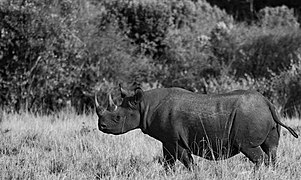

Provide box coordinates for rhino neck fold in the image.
[139,101,150,133]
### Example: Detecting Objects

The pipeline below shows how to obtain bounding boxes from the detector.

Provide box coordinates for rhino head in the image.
[95,85,144,135]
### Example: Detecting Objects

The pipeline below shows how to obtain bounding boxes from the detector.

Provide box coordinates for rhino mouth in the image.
[100,128,113,134]
[99,128,108,133]
[99,126,110,133]
[99,127,124,135]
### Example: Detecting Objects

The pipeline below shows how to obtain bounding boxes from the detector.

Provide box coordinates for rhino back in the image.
[143,89,274,156]
[143,88,239,141]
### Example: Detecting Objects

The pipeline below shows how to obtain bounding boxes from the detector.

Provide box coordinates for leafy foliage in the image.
[270,60,301,117]
[235,30,301,78]
[258,6,299,29]
[0,0,301,115]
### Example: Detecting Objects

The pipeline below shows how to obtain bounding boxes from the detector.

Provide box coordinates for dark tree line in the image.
[0,0,301,117]
[204,0,301,21]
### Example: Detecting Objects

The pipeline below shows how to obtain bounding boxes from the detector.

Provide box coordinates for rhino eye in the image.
[116,115,123,121]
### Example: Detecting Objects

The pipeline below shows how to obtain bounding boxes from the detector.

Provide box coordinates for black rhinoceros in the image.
[95,85,298,169]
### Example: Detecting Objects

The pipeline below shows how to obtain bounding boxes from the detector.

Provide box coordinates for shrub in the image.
[235,29,301,78]
[102,0,232,57]
[205,55,301,117]
[153,1,232,91]
[207,21,238,75]
[0,0,156,113]
[102,0,172,57]
[0,1,68,112]
[269,59,301,117]
[258,6,299,29]
[1,0,301,115]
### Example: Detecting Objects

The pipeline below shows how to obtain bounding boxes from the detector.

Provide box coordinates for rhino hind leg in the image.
[163,142,177,170]
[163,142,194,170]
[240,146,265,169]
[260,127,279,167]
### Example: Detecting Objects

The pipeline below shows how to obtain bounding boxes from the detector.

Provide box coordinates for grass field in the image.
[0,111,300,180]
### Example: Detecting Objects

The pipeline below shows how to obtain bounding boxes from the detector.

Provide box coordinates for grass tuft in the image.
[0,112,300,179]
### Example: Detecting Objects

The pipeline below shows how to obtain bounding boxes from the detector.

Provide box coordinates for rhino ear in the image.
[119,83,129,98]
[132,82,141,90]
[134,87,144,103]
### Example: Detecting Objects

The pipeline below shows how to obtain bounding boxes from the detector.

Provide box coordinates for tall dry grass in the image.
[0,111,300,179]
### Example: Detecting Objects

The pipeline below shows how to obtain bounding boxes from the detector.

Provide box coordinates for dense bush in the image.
[0,0,155,113]
[270,60,301,117]
[102,0,172,57]
[234,29,301,78]
[149,1,232,91]
[258,6,299,29]
[1,0,301,115]
[0,1,70,112]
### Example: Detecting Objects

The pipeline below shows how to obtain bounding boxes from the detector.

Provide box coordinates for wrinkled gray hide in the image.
[95,87,298,170]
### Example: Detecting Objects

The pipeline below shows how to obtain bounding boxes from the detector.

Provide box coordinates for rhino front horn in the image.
[95,92,104,115]
[107,93,117,112]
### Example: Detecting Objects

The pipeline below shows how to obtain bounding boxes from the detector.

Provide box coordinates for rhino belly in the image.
[190,136,240,160]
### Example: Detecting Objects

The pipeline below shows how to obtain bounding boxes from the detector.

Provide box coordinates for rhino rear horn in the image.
[107,93,117,112]
[132,82,141,89]
[119,83,130,98]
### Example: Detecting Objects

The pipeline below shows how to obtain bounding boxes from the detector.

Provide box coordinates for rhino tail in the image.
[267,99,298,138]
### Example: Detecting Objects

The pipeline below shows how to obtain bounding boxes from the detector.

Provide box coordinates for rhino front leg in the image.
[177,145,194,170]
[163,142,194,170]
[163,142,177,170]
